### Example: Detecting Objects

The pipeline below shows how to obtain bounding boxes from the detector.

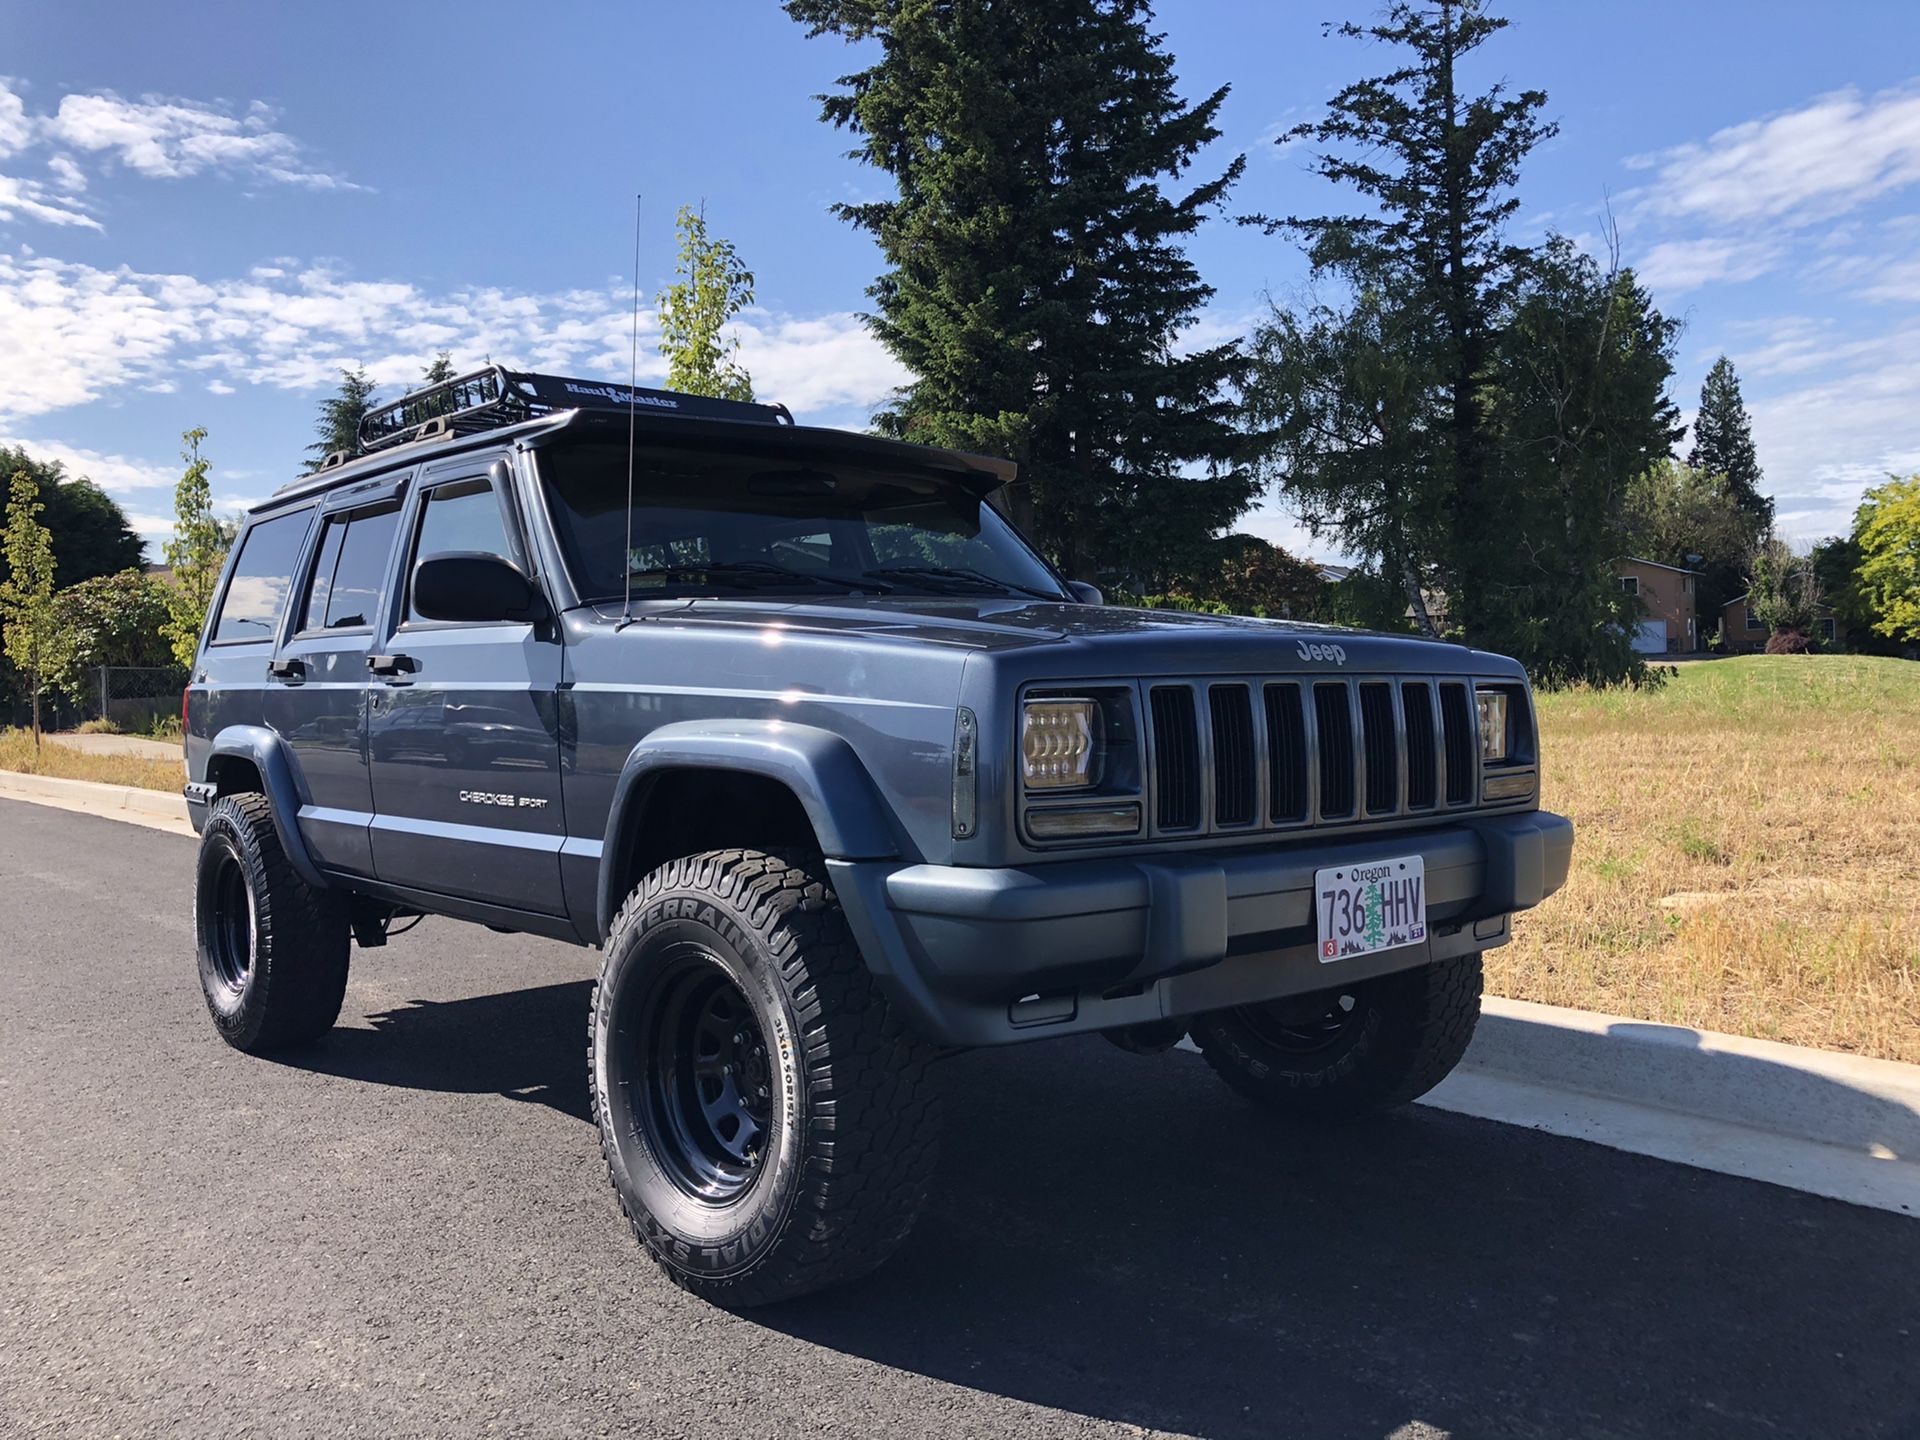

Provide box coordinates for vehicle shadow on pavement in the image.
[765,1036,1920,1440]
[278,980,595,1123]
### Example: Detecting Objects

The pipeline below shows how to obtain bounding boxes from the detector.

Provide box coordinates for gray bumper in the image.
[831,810,1573,1047]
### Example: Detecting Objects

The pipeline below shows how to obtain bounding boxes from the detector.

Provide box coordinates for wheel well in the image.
[206,755,264,795]
[612,769,818,901]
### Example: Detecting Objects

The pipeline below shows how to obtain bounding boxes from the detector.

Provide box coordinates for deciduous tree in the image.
[787,0,1256,583]
[1854,474,1920,644]
[162,428,229,669]
[1,469,67,745]
[656,205,756,402]
[0,444,143,586]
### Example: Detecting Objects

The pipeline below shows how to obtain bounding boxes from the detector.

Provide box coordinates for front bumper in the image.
[831,810,1573,1047]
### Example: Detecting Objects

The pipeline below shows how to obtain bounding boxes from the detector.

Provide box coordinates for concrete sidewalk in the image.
[46,731,182,761]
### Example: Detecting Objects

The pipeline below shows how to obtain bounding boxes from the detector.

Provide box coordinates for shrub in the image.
[1765,628,1812,655]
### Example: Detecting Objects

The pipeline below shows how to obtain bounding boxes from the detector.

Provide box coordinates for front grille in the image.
[1149,685,1201,830]
[1209,685,1257,826]
[1142,673,1485,836]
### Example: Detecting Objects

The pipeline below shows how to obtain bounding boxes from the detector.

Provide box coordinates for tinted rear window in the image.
[301,505,400,631]
[212,510,311,644]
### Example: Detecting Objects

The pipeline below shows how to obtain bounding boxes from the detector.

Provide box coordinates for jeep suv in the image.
[183,366,1573,1306]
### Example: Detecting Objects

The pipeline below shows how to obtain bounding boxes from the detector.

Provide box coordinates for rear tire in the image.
[1188,952,1483,1118]
[591,849,940,1308]
[194,792,351,1052]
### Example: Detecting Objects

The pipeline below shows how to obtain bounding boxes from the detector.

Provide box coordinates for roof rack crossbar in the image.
[355,365,793,456]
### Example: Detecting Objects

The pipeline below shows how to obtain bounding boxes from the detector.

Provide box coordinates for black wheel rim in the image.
[635,950,774,1204]
[1236,989,1365,1056]
[206,845,254,995]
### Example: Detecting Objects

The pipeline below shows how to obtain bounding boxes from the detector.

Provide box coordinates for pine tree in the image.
[656,205,756,402]
[422,352,456,385]
[0,469,65,747]
[1243,0,1556,640]
[304,366,378,471]
[162,428,228,669]
[1687,356,1771,535]
[786,0,1255,584]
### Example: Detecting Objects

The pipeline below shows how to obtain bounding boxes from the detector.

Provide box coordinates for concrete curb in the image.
[1422,997,1920,1217]
[0,768,194,837]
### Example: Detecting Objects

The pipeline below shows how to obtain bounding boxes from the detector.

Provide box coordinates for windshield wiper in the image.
[863,563,1063,601]
[625,560,893,594]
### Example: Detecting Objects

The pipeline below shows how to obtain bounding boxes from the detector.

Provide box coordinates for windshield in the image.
[537,441,1069,603]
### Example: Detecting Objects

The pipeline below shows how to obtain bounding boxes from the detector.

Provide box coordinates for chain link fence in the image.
[1,664,188,733]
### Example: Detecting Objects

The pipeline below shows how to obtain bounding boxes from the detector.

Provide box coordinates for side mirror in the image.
[412,552,548,624]
[1066,580,1104,606]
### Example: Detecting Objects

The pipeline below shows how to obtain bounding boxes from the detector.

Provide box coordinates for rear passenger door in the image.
[262,475,406,877]
[365,460,567,917]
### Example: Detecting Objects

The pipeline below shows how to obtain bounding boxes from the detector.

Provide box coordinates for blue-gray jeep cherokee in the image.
[183,366,1573,1306]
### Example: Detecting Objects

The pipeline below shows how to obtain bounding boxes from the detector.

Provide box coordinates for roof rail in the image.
[355,365,793,456]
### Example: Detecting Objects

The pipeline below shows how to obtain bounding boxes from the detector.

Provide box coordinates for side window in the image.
[299,505,400,632]
[405,479,513,622]
[211,511,311,644]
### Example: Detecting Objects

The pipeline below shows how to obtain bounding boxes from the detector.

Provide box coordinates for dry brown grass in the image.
[1493,656,1920,1061]
[0,728,183,792]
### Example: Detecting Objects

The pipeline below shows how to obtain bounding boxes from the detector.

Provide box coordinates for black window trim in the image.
[392,463,537,634]
[289,497,406,641]
[205,505,317,649]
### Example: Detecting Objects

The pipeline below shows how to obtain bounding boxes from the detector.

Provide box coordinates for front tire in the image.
[195,792,351,1052]
[591,849,940,1307]
[1188,952,1483,1118]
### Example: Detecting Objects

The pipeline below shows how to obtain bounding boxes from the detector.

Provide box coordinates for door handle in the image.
[267,657,305,680]
[367,653,419,678]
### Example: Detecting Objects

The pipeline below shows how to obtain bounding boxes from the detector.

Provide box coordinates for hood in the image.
[588,596,1519,678]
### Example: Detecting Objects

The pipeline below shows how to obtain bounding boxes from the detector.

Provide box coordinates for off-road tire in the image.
[194,792,351,1052]
[1188,953,1483,1118]
[591,849,940,1308]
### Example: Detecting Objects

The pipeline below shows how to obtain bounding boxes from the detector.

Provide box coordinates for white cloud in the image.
[0,249,905,434]
[1628,83,1920,228]
[0,171,98,229]
[0,79,352,234]
[0,434,177,491]
[1634,236,1780,293]
[43,91,352,189]
[0,80,32,159]
[1724,324,1920,540]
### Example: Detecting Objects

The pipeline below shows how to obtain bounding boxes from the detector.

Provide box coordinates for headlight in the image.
[1476,690,1509,762]
[1022,698,1100,789]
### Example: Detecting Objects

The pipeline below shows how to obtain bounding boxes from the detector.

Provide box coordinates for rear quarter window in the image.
[211,510,311,645]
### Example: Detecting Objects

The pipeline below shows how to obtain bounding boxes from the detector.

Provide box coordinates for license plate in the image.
[1314,857,1427,962]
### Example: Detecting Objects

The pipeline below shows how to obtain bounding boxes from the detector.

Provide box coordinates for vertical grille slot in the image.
[1440,682,1475,805]
[1150,686,1201,830]
[1359,682,1397,814]
[1313,683,1355,819]
[1264,682,1308,823]
[1402,682,1437,809]
[1208,685,1256,827]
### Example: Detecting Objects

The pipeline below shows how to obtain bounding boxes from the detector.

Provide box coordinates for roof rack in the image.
[355,365,794,456]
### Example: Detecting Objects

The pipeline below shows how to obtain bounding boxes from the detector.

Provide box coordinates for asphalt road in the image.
[2,799,1916,1440]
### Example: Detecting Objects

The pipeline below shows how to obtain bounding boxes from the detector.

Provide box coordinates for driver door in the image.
[365,459,567,917]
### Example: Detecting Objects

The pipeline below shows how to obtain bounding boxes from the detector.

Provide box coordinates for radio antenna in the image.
[617,191,642,631]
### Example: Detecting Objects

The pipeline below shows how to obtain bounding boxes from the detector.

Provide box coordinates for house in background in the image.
[1614,557,1700,654]
[1720,593,1845,652]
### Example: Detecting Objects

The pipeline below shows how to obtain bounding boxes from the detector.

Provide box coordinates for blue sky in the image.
[4,0,1918,563]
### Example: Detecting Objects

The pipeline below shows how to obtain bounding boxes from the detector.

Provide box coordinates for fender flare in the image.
[596,720,900,941]
[207,725,328,892]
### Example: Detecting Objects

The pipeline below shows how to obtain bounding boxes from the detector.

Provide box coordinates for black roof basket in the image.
[355,365,794,455]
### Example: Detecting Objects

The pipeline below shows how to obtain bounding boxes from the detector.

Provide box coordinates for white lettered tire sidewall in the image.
[593,896,804,1273]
